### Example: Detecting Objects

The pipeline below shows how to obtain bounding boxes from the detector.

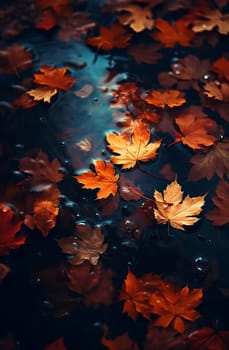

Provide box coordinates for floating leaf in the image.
[145,89,186,108]
[203,81,229,102]
[188,327,229,350]
[117,5,154,32]
[27,86,58,103]
[192,10,229,35]
[0,44,33,75]
[33,66,75,91]
[206,180,229,226]
[154,179,206,230]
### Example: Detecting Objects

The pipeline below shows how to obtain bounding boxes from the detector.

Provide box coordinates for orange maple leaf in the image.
[117,5,154,32]
[211,57,229,81]
[192,10,229,35]
[206,180,229,226]
[0,204,25,255]
[106,123,161,169]
[74,160,119,199]
[188,140,229,181]
[145,89,186,108]
[150,284,203,333]
[175,113,218,150]
[203,81,229,102]
[101,330,140,350]
[120,269,164,320]
[152,18,195,47]
[0,44,33,75]
[44,337,67,350]
[33,66,75,91]
[154,179,206,230]
[27,86,57,103]
[87,23,132,51]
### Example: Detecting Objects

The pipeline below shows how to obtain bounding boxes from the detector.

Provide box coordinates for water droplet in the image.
[193,256,209,273]
[203,74,210,80]
[175,70,180,75]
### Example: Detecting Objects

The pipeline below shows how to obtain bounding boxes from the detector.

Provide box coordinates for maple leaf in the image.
[111,82,140,108]
[31,185,60,237]
[87,23,132,51]
[120,269,165,320]
[19,151,64,185]
[106,123,161,169]
[188,327,229,350]
[57,12,96,42]
[101,331,140,350]
[75,160,119,200]
[128,43,162,64]
[153,179,206,230]
[57,223,108,265]
[33,66,75,91]
[13,93,38,109]
[145,89,186,108]
[211,57,229,81]
[0,203,25,255]
[203,81,229,102]
[175,113,218,150]
[35,9,57,30]
[192,10,229,35]
[150,284,202,333]
[152,18,195,47]
[27,87,58,103]
[117,5,154,32]
[0,44,33,75]
[119,176,144,201]
[206,180,229,226]
[188,141,229,181]
[144,326,188,350]
[44,337,67,350]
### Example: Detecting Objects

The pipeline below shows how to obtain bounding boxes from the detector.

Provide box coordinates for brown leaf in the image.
[27,86,57,103]
[128,43,162,64]
[206,180,229,226]
[117,5,154,32]
[57,222,108,265]
[211,57,229,81]
[192,10,229,35]
[203,81,229,102]
[188,140,229,181]
[144,325,188,350]
[0,44,33,75]
[102,331,140,350]
[119,176,144,201]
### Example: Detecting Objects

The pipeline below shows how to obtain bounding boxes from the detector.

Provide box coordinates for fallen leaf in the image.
[58,12,96,42]
[206,180,229,226]
[119,176,144,201]
[144,325,188,350]
[117,5,154,32]
[106,123,161,169]
[75,160,119,200]
[175,113,218,150]
[188,327,229,350]
[211,57,229,81]
[102,331,140,350]
[35,9,57,30]
[188,140,229,181]
[44,337,67,350]
[33,66,75,91]
[0,44,33,75]
[0,203,25,255]
[57,222,108,265]
[111,82,140,108]
[150,284,203,333]
[203,81,229,102]
[192,10,229,35]
[154,179,206,230]
[12,93,38,109]
[76,138,92,152]
[159,163,175,181]
[87,23,132,51]
[27,86,58,103]
[66,261,102,294]
[74,84,94,98]
[128,43,162,64]
[152,18,195,47]
[145,89,186,108]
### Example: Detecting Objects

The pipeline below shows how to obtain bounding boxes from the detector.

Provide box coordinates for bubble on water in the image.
[203,74,210,80]
[15,144,24,151]
[193,256,209,273]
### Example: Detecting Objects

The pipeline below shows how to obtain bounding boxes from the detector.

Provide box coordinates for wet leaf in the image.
[175,113,218,150]
[188,327,229,350]
[188,141,229,181]
[152,18,195,47]
[119,176,144,201]
[0,44,33,75]
[144,325,188,350]
[57,223,108,265]
[0,263,10,283]
[75,160,119,200]
[0,203,25,255]
[19,151,64,185]
[35,9,57,30]
[32,66,75,91]
[150,284,202,333]
[87,23,132,51]
[203,81,229,102]
[27,86,58,103]
[102,331,140,350]
[106,123,161,169]
[154,179,206,230]
[44,337,67,350]
[145,89,186,108]
[206,180,229,226]
[117,5,154,32]
[212,57,229,81]
[192,10,229,35]
[128,43,162,64]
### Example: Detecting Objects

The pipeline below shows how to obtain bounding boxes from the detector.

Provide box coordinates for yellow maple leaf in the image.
[153,179,206,230]
[74,160,119,199]
[27,87,57,103]
[106,123,161,169]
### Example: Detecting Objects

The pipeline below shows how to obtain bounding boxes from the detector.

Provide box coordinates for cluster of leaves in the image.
[0,0,228,349]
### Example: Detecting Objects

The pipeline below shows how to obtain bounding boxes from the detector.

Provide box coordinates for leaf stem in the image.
[136,161,166,180]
